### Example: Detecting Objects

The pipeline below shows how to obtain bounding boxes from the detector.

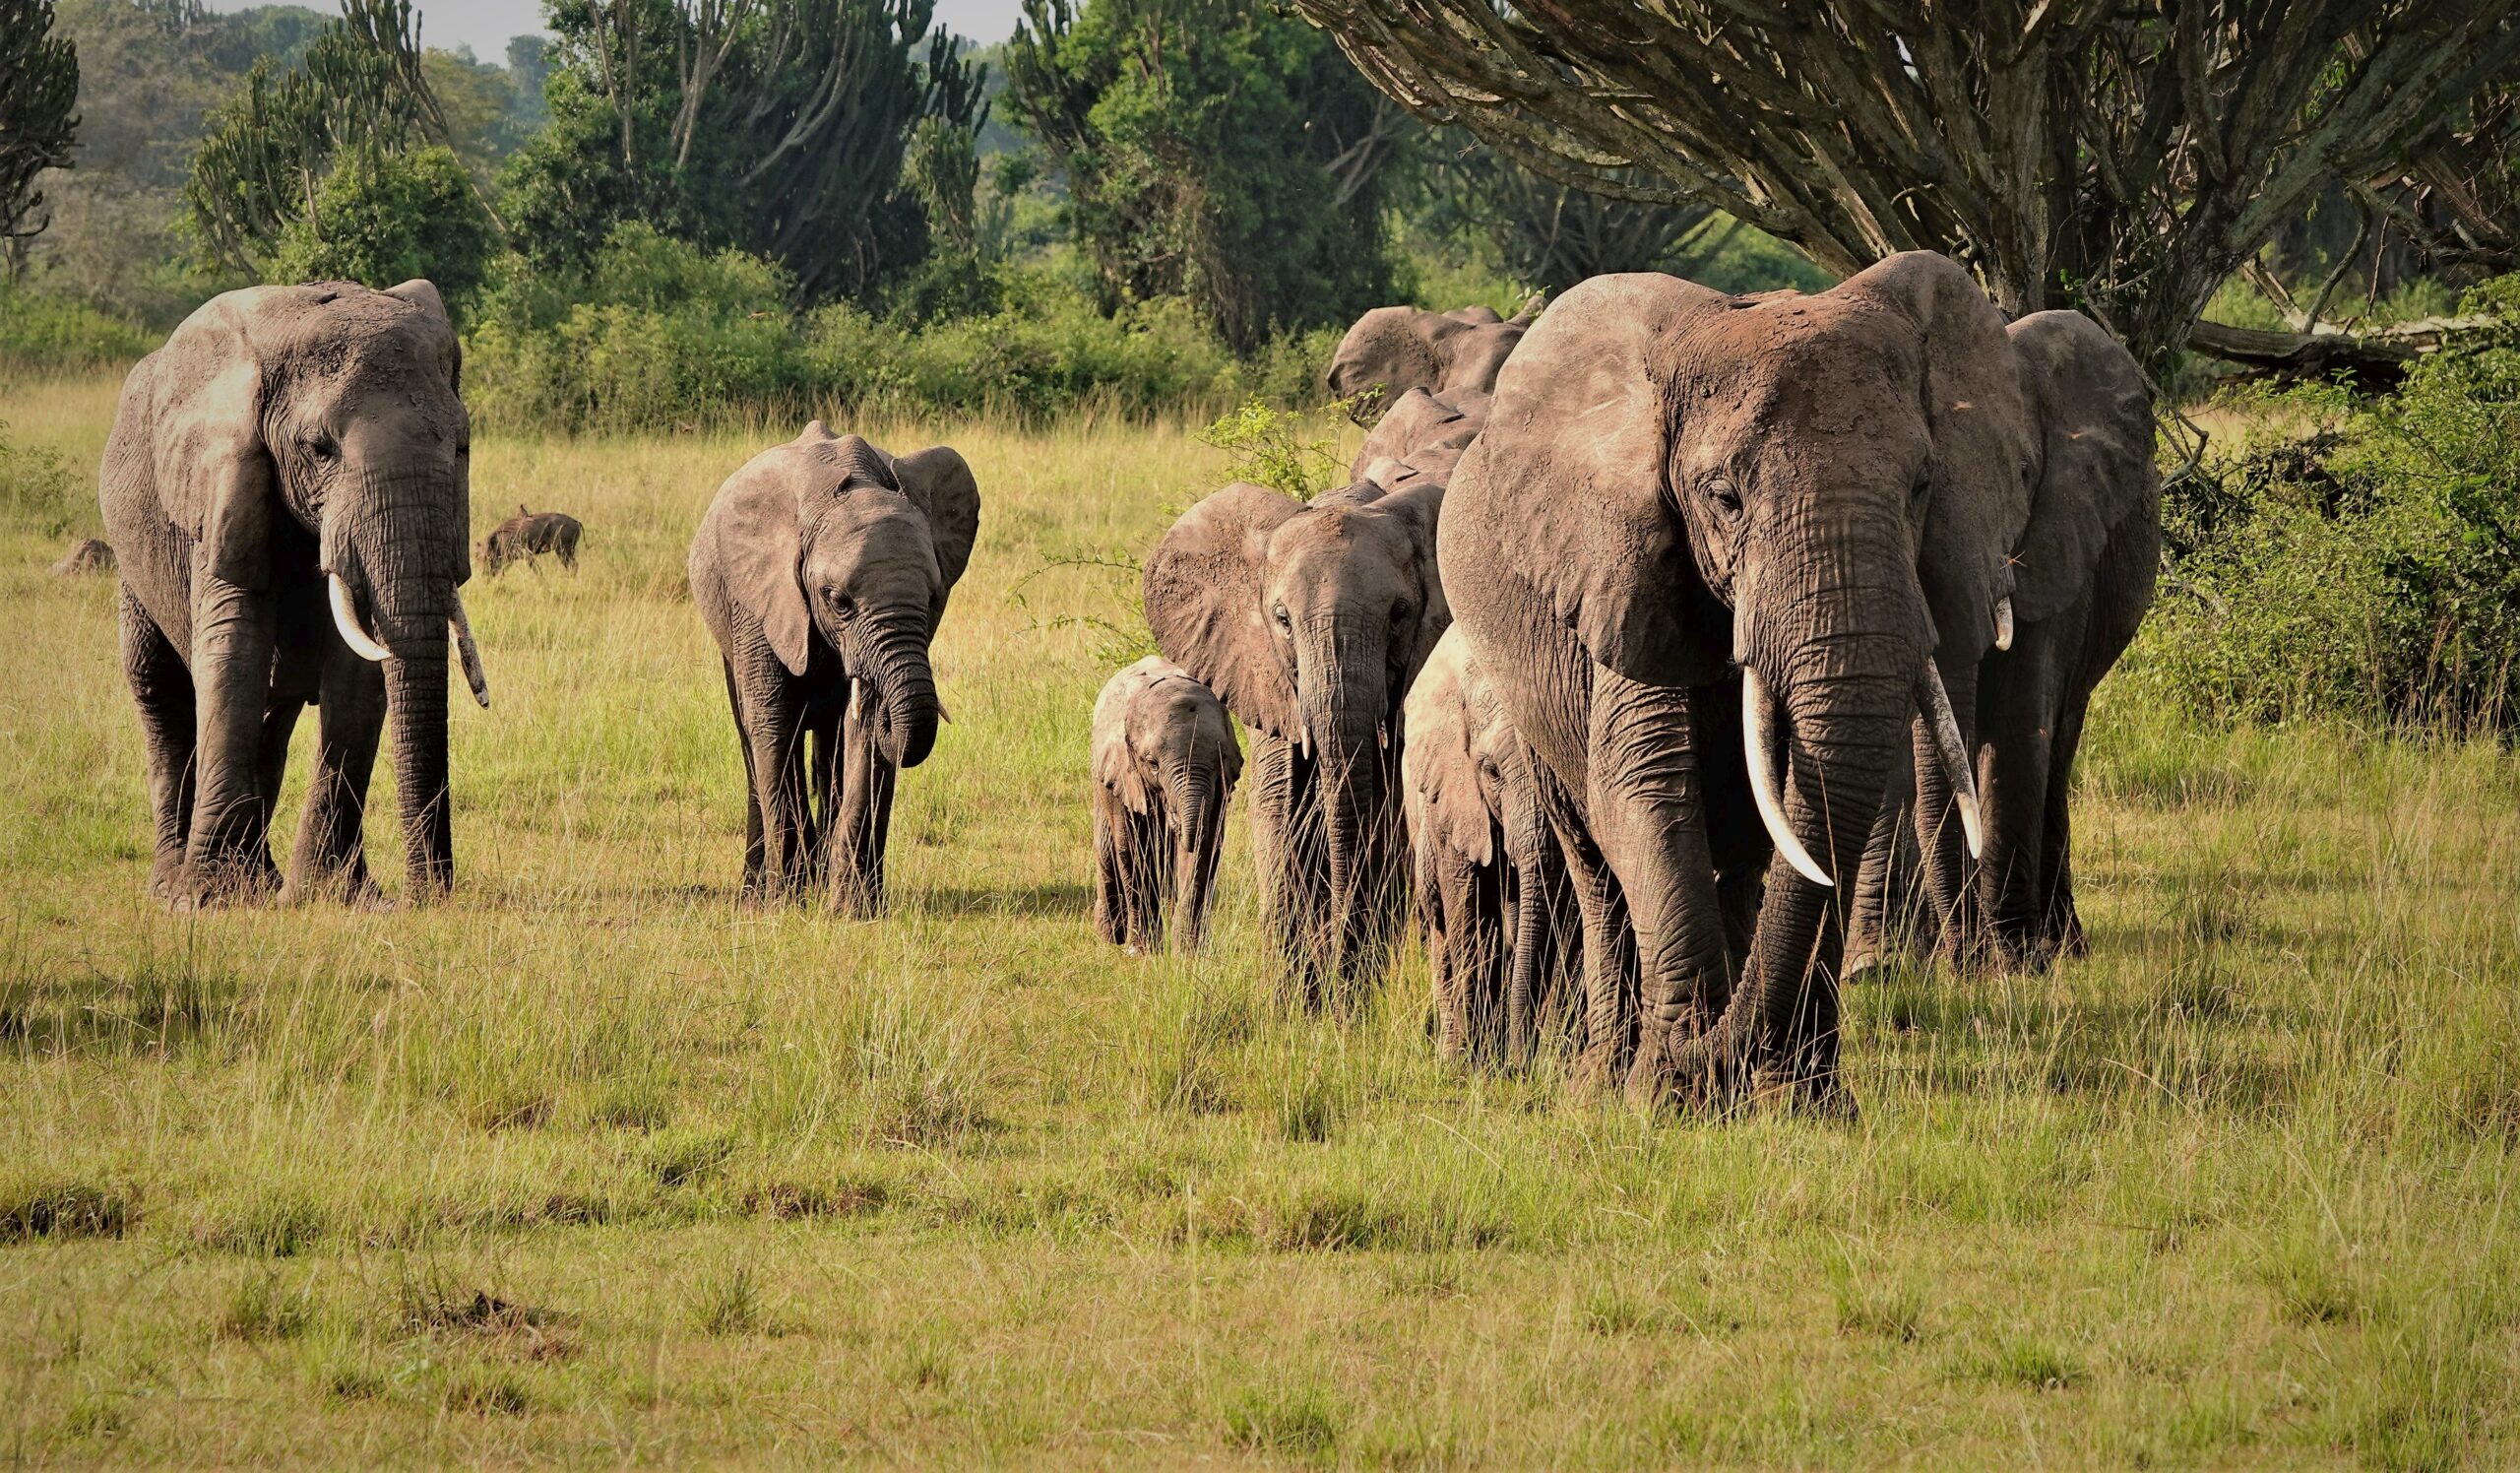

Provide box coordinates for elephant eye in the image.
[1391,600,1412,623]
[1707,476,1741,513]
[1912,470,1933,506]
[1272,603,1291,629]
[827,589,854,617]
[307,432,339,462]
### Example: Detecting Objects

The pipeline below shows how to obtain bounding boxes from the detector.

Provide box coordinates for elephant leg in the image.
[721,660,767,898]
[179,565,280,903]
[119,584,196,901]
[1693,677,1765,986]
[286,641,385,903]
[1248,734,1329,1005]
[2040,693,2092,960]
[1582,671,1728,1113]
[1133,808,1169,951]
[1093,789,1130,947]
[1550,800,1632,1092]
[736,657,812,899]
[1975,640,2060,967]
[1847,752,1914,977]
[830,676,899,917]
[1466,855,1508,1060]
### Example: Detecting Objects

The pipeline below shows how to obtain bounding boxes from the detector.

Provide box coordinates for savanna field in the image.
[5,371,2519,1466]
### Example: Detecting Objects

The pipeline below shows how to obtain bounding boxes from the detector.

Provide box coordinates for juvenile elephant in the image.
[1091,657,1242,953]
[1326,303,1533,419]
[1403,625,1575,1063]
[479,505,582,575]
[99,280,489,905]
[689,423,978,914]
[1352,387,1487,491]
[1145,478,1447,1000]
[1443,255,2045,1110]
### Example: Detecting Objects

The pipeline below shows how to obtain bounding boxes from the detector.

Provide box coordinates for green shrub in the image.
[0,419,87,538]
[0,282,155,370]
[2139,288,2520,730]
[269,146,497,311]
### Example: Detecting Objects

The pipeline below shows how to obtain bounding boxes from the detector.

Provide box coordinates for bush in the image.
[2140,283,2520,730]
[269,146,497,312]
[0,281,156,370]
[0,419,86,537]
[464,224,1339,432]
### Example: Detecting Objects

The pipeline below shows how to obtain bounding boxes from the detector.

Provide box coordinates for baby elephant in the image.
[479,505,583,575]
[1092,658,1241,953]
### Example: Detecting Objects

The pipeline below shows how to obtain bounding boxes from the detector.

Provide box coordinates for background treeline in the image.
[9,0,2520,736]
[0,0,1818,426]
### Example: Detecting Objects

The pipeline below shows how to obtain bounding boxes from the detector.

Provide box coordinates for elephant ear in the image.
[893,444,981,595]
[708,447,814,675]
[1449,272,1733,689]
[1144,480,1304,739]
[1840,251,2040,658]
[1091,659,1160,813]
[1402,630,1493,867]
[2008,311,2158,624]
[149,291,280,591]
[1370,479,1452,683]
[383,279,463,394]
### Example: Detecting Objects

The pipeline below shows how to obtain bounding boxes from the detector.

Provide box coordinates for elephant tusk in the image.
[1742,665,1833,888]
[1993,596,2015,652]
[1918,659,1984,860]
[328,573,390,663]
[449,590,490,709]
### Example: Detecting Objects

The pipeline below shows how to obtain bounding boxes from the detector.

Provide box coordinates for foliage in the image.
[1,0,82,270]
[1196,397,1352,498]
[1005,0,1401,352]
[2142,275,2520,729]
[0,277,154,368]
[268,144,495,309]
[1297,0,2520,374]
[497,0,984,303]
[181,0,480,273]
[0,415,85,536]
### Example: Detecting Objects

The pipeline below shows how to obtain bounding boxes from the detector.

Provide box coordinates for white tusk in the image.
[1917,660,1984,859]
[1742,666,1833,888]
[328,573,390,663]
[1993,596,2015,652]
[448,590,490,709]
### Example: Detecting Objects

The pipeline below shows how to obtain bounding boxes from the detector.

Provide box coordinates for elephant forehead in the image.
[1666,303,1929,452]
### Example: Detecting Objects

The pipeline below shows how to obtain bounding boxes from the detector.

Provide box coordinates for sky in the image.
[229,0,1033,61]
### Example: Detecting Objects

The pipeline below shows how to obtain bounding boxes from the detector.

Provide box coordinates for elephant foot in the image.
[282,856,381,908]
[168,853,281,910]
[147,852,187,902]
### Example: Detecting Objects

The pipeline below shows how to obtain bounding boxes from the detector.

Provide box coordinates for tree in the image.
[1423,141,1733,294]
[2,0,82,275]
[1005,0,1400,352]
[269,144,495,305]
[1290,0,2520,374]
[499,0,986,302]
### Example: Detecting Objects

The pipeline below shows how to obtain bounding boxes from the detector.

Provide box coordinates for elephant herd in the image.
[1107,257,2160,1112]
[97,258,2156,1112]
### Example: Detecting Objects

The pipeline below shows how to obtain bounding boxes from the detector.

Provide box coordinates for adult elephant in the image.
[1404,625,1575,1064]
[1144,478,1446,1001]
[100,280,488,906]
[689,423,979,914]
[1352,387,1488,492]
[1327,304,1532,418]
[1441,254,2040,1111]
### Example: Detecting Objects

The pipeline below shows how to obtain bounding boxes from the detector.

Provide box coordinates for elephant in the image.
[1326,303,1534,420]
[1403,625,1576,1063]
[688,422,979,914]
[51,539,114,576]
[479,505,582,575]
[1091,657,1243,953]
[1144,477,1447,1001]
[98,279,488,906]
[1352,387,1488,492]
[1441,254,2047,1112]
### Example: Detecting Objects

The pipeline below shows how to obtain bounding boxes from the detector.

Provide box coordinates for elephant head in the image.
[713,423,979,768]
[149,279,482,892]
[1352,387,1489,490]
[2005,311,2159,629]
[1326,304,1534,421]
[1402,625,1501,1056]
[1092,657,1243,949]
[1446,253,2038,1090]
[1144,479,1448,978]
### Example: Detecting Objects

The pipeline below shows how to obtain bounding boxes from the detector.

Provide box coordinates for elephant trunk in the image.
[1165,757,1222,949]
[852,611,940,769]
[1301,613,1392,985]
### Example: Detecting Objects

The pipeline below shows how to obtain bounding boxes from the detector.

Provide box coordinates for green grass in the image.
[4,372,2519,1463]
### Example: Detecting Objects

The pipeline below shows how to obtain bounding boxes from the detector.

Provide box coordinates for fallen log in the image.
[2187,315,2496,389]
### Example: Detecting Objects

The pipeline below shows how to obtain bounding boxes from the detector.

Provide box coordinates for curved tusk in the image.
[1917,659,1984,859]
[328,573,390,663]
[1993,595,2015,652]
[1742,665,1833,888]
[448,591,490,709]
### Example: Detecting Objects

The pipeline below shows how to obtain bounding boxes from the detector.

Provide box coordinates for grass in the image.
[4,368,2519,1463]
